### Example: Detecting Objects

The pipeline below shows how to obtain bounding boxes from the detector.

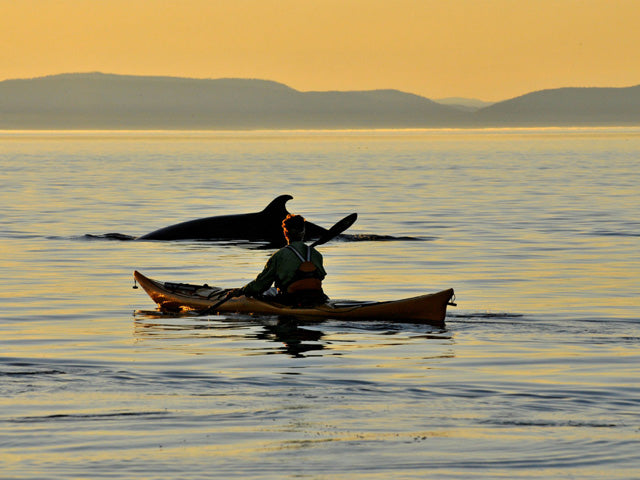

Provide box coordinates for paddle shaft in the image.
[198,290,234,315]
[198,212,357,316]
[310,212,357,247]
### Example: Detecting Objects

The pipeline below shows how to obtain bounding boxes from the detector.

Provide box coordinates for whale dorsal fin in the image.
[262,195,293,216]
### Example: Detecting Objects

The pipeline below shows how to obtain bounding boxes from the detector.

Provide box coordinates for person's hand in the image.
[227,288,244,298]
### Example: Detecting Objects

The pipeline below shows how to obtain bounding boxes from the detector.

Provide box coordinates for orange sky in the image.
[2,0,639,101]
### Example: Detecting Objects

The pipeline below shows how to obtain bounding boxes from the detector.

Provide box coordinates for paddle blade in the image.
[311,213,357,247]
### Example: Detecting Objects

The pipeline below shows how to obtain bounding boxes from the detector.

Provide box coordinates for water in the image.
[1,128,639,479]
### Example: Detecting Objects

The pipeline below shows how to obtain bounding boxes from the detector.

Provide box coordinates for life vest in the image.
[284,245,323,294]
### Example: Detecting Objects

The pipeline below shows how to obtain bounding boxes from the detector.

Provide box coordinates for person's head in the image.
[282,214,305,243]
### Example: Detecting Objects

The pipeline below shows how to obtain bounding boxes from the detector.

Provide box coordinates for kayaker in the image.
[230,214,328,306]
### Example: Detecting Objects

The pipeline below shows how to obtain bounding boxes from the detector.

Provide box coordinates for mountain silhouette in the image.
[1,73,639,129]
[475,85,640,125]
[0,73,466,129]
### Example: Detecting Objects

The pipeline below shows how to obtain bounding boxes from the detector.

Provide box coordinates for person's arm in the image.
[311,248,327,279]
[241,254,279,297]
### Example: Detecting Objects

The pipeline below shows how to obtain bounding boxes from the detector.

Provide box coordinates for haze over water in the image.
[1,128,639,479]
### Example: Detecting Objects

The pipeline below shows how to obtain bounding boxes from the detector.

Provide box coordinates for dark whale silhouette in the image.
[138,195,334,246]
[87,195,423,245]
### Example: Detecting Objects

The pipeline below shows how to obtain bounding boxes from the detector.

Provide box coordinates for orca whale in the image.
[138,195,333,246]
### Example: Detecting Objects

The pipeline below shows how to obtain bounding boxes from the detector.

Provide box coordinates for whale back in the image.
[138,195,296,243]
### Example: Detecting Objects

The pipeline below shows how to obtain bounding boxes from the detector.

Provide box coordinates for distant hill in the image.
[0,73,467,129]
[435,97,494,112]
[1,73,639,129]
[475,85,640,125]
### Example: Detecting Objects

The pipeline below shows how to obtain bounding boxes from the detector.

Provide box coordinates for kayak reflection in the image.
[132,311,451,359]
[254,316,325,358]
[132,311,325,358]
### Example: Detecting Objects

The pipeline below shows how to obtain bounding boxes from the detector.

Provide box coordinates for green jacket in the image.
[242,241,326,296]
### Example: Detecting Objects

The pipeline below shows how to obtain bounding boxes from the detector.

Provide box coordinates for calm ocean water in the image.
[1,128,639,479]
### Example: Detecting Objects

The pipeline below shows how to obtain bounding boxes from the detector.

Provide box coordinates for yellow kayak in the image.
[133,270,455,326]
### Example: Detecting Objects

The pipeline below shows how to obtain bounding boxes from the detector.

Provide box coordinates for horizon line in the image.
[3,126,640,136]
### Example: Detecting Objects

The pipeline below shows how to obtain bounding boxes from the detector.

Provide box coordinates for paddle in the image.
[310,212,358,247]
[197,289,235,316]
[197,212,358,316]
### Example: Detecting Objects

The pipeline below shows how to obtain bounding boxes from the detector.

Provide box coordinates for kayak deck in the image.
[133,270,455,326]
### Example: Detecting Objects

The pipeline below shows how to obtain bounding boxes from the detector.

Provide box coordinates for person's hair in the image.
[282,214,305,242]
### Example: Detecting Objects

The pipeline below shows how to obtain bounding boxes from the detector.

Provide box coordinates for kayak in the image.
[133,270,455,326]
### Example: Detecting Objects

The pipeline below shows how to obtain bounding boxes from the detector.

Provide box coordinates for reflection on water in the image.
[133,312,326,357]
[253,317,325,357]
[133,310,452,358]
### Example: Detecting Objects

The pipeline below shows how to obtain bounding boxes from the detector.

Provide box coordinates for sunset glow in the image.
[3,0,639,101]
